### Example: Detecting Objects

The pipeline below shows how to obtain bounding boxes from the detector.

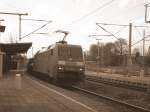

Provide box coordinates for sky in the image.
[0,0,150,57]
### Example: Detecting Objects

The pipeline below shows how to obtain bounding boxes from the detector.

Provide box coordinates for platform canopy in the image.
[0,42,32,54]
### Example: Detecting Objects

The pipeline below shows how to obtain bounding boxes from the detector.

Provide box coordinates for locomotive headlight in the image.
[79,68,83,71]
[58,66,64,71]
[58,66,63,70]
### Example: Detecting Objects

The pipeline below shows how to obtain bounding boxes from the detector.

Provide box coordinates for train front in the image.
[57,44,85,85]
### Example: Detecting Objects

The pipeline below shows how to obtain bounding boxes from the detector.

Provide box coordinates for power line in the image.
[71,0,115,24]
[96,22,150,28]
[102,1,146,25]
[114,26,127,35]
[32,33,49,35]
[132,35,150,46]
[96,23,128,56]
[0,12,28,16]
[96,22,150,47]
[21,21,52,39]
[66,0,143,30]
[134,27,142,37]
[96,23,120,40]
[21,18,51,22]
[96,22,149,47]
[89,34,112,37]
[97,22,128,27]
[89,26,126,38]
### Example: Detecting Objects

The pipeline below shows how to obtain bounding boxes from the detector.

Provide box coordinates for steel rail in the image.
[72,86,150,112]
[86,75,148,91]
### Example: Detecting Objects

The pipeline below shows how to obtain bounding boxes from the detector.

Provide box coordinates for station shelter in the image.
[0,42,32,75]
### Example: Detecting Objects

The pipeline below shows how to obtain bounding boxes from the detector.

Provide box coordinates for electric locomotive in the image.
[31,31,85,86]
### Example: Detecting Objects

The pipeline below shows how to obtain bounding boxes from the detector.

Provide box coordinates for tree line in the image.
[85,38,150,66]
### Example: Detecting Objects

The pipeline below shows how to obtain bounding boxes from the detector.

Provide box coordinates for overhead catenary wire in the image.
[132,35,150,46]
[114,26,127,35]
[89,26,126,38]
[66,0,144,31]
[96,23,128,51]
[92,23,128,55]
[21,21,52,39]
[96,23,121,40]
[70,0,115,24]
[96,22,150,47]
[96,22,150,28]
[134,27,143,37]
[21,18,51,22]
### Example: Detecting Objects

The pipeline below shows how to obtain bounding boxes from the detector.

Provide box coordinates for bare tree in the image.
[89,44,98,61]
[114,38,128,55]
[103,42,115,65]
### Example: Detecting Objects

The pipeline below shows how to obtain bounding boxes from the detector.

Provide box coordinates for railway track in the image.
[72,86,150,112]
[86,75,149,91]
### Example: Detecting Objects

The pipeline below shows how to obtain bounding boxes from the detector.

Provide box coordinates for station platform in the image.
[85,70,150,85]
[0,72,95,112]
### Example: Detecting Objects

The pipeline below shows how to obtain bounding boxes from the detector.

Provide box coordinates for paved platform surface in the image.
[0,72,95,112]
[86,70,150,84]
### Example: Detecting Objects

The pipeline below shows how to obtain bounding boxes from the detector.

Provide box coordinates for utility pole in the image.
[128,23,132,66]
[19,15,22,40]
[32,46,34,58]
[127,23,132,76]
[96,39,101,66]
[89,35,102,66]
[89,35,102,75]
[143,29,145,69]
[0,12,28,40]
[140,29,146,78]
[96,38,102,76]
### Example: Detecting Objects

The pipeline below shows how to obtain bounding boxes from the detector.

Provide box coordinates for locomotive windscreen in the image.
[58,45,83,61]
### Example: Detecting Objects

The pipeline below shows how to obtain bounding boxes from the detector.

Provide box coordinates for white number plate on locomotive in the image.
[66,62,76,66]
[65,67,75,71]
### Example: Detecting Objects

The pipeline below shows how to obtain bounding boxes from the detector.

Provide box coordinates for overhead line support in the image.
[0,12,28,40]
[96,22,150,28]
